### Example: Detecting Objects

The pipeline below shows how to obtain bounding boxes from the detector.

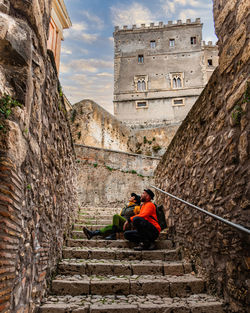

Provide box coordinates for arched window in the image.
[176,77,182,88]
[137,81,142,91]
[141,80,146,91]
[171,73,183,89]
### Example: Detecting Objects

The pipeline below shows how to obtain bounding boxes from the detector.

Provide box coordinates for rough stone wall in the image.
[75,145,159,207]
[70,100,136,153]
[0,1,77,312]
[155,0,249,311]
[70,99,179,157]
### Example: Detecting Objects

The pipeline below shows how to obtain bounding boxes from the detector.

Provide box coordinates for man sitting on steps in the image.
[123,189,161,251]
[83,193,141,240]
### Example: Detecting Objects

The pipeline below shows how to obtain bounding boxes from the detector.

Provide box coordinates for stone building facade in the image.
[0,1,76,312]
[47,0,71,72]
[154,0,249,311]
[113,19,218,127]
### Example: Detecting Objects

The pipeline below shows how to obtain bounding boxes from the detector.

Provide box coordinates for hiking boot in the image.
[134,241,156,251]
[105,233,117,240]
[83,227,100,240]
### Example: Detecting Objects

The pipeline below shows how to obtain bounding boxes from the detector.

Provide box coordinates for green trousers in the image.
[99,214,127,236]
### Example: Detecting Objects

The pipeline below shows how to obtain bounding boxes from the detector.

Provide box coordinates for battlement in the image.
[201,40,217,47]
[114,18,201,33]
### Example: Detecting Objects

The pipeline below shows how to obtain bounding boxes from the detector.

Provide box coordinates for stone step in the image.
[78,213,115,219]
[78,208,120,215]
[66,238,174,250]
[78,219,113,226]
[51,274,205,297]
[58,259,191,276]
[71,230,168,240]
[39,294,225,313]
[62,247,180,261]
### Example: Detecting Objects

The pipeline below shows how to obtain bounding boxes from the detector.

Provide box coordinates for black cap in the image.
[144,189,154,200]
[131,193,141,205]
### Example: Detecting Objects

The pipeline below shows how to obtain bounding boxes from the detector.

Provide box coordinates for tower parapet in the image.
[114,18,202,33]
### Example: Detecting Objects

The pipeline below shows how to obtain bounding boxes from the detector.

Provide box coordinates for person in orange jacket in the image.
[123,189,160,250]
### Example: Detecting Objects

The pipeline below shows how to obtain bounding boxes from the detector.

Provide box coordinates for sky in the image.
[60,0,217,114]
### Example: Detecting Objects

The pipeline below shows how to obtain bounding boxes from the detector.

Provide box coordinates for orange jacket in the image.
[130,201,161,233]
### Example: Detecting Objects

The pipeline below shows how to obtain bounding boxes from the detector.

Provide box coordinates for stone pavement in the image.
[38,207,225,312]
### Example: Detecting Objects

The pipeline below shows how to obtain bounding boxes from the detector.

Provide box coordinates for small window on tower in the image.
[169,39,175,47]
[150,40,156,48]
[136,101,148,108]
[138,55,144,63]
[208,59,213,66]
[191,37,197,45]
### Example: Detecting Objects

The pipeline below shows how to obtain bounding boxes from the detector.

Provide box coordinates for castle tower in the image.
[113,19,218,128]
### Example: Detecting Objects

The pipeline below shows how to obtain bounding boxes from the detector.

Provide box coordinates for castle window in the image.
[170,73,183,89]
[150,40,156,48]
[191,37,197,45]
[138,54,144,63]
[136,101,148,109]
[208,59,213,66]
[134,75,148,92]
[169,39,175,47]
[172,98,185,106]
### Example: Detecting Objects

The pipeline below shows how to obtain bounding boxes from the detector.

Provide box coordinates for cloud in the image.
[61,58,113,74]
[81,10,104,30]
[110,2,154,26]
[61,47,72,55]
[97,72,113,77]
[64,21,98,43]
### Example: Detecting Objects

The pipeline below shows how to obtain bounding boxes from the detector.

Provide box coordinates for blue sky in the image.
[60,0,217,113]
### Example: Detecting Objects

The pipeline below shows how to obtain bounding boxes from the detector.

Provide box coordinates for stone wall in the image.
[0,1,77,312]
[70,99,179,157]
[75,145,159,207]
[155,0,249,311]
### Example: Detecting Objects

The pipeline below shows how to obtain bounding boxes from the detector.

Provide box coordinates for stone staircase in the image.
[39,207,225,312]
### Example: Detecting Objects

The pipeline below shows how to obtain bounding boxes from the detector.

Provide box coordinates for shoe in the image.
[134,242,144,251]
[105,233,117,240]
[134,242,156,251]
[83,227,100,240]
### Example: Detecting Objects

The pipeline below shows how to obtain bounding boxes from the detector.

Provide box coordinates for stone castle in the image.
[113,19,218,128]
[0,0,249,312]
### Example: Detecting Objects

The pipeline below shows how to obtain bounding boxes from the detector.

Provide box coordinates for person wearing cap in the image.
[123,189,160,250]
[83,193,141,240]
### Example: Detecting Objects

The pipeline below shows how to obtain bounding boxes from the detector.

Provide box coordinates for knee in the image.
[133,216,144,227]
[124,231,130,240]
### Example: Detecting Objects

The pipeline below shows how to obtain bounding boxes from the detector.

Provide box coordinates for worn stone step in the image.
[77,214,115,220]
[78,208,120,215]
[71,230,168,240]
[51,274,205,297]
[77,219,113,226]
[63,247,180,261]
[66,238,174,250]
[58,259,191,276]
[39,294,225,313]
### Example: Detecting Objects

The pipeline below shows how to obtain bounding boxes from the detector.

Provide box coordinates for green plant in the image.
[71,109,77,123]
[148,140,152,144]
[58,82,63,97]
[0,94,22,119]
[24,128,28,134]
[143,136,147,144]
[76,159,80,163]
[27,184,31,190]
[131,170,137,174]
[77,131,81,139]
[106,166,113,171]
[232,105,243,125]
[93,163,98,168]
[152,145,161,152]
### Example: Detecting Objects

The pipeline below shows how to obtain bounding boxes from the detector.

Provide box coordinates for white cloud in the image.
[61,47,72,55]
[81,11,104,30]
[64,21,98,43]
[110,2,154,26]
[97,72,113,77]
[178,9,197,20]
[61,58,113,74]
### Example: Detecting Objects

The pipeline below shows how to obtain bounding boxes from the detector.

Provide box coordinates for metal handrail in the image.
[151,185,250,235]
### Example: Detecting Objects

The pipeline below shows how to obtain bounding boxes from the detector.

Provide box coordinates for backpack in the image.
[120,204,137,220]
[151,204,167,231]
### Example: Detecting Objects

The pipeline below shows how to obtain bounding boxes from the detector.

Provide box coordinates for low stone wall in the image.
[155,0,249,311]
[0,1,77,312]
[75,145,160,207]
